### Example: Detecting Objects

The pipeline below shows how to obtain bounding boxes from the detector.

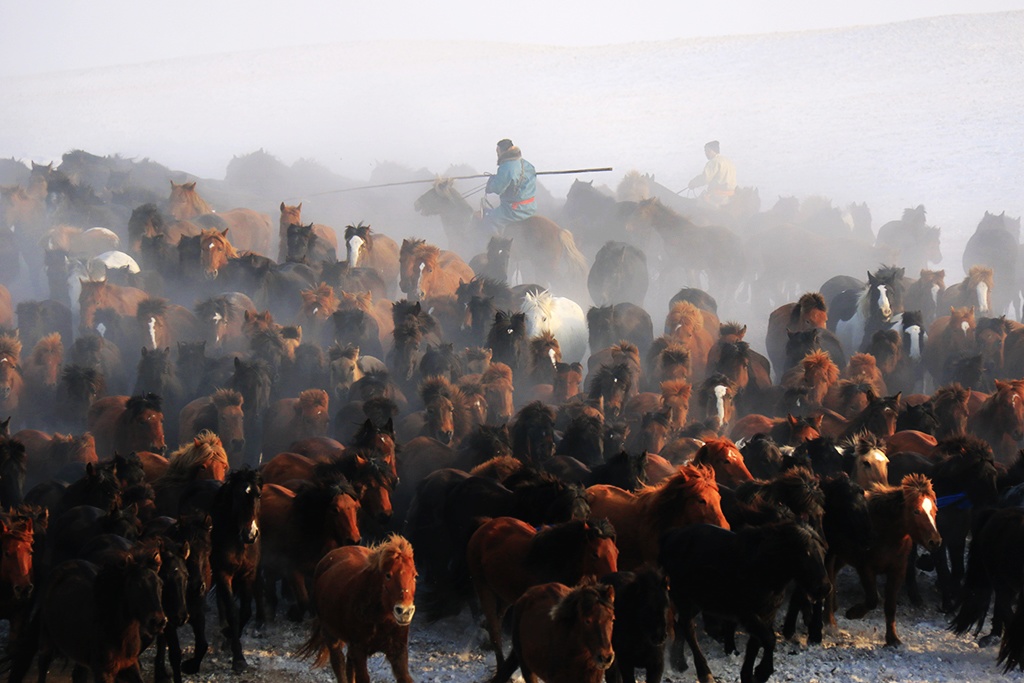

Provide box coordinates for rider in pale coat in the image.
[483,138,537,233]
[687,140,736,207]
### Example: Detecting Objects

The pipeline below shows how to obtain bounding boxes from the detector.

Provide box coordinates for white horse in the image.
[521,290,588,364]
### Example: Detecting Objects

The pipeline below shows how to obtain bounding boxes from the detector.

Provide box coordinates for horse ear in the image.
[809,414,823,429]
[893,392,902,405]
[786,413,798,425]
[86,462,95,476]
[234,356,242,369]
[180,541,190,560]
[141,347,148,356]
[384,418,395,435]
[220,228,229,238]
[279,202,285,212]
[297,202,302,211]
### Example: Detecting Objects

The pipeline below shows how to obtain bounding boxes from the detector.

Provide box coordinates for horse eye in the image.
[385,571,393,580]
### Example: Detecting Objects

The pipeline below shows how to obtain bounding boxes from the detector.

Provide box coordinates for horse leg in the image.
[214,578,247,672]
[882,565,905,646]
[823,557,840,630]
[668,613,689,672]
[165,625,184,683]
[950,534,968,607]
[154,633,170,683]
[327,643,347,683]
[931,542,954,612]
[477,589,507,668]
[781,590,805,640]
[747,617,776,683]
[384,631,414,683]
[642,650,664,683]
[904,544,924,607]
[982,583,1015,647]
[681,615,715,683]
[286,570,309,622]
[180,592,208,674]
[845,566,879,619]
[347,646,371,683]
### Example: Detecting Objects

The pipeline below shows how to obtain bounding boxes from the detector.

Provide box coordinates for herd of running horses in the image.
[1,149,1024,683]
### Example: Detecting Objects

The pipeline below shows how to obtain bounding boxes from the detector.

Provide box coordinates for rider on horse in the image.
[482,138,537,233]
[687,140,736,207]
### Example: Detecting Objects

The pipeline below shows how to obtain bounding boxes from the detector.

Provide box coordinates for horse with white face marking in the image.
[941,265,994,316]
[841,431,889,490]
[521,290,588,364]
[835,266,905,353]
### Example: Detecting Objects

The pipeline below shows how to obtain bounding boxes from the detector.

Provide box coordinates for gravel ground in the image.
[82,568,1020,683]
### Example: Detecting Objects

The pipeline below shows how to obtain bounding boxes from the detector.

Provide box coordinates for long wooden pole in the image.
[285,166,613,199]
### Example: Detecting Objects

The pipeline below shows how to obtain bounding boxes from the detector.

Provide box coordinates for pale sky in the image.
[3,0,1024,76]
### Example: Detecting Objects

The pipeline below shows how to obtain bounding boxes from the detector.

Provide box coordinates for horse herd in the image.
[2,152,1024,683]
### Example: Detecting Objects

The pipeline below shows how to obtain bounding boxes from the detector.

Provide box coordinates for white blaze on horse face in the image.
[212,312,223,344]
[348,235,364,266]
[868,449,889,465]
[961,320,970,333]
[977,282,990,312]
[96,322,106,338]
[931,284,940,305]
[714,384,728,424]
[877,284,892,318]
[148,317,157,350]
[920,496,939,533]
[905,325,922,359]
[548,347,557,367]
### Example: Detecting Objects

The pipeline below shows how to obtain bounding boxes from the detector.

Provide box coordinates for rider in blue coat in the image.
[483,138,536,233]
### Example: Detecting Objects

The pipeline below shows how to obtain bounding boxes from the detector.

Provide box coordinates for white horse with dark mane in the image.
[521,289,588,364]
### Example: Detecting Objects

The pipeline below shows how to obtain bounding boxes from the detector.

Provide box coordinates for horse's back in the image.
[260,451,316,486]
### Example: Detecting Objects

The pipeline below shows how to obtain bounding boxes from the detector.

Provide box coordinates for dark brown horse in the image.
[300,534,417,683]
[766,292,829,375]
[278,202,338,262]
[87,393,166,458]
[261,389,330,460]
[467,516,618,669]
[178,389,246,468]
[78,279,149,335]
[968,379,1024,464]
[491,580,616,683]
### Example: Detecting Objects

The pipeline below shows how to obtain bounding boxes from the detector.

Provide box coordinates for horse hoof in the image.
[884,637,902,648]
[979,634,999,648]
[232,658,249,673]
[286,606,305,623]
[845,605,869,620]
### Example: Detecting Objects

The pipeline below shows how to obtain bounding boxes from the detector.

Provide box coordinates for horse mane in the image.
[0,335,22,362]
[840,430,885,456]
[616,170,652,202]
[298,389,329,412]
[639,465,718,530]
[328,344,360,362]
[801,350,839,384]
[797,292,827,315]
[211,388,244,409]
[739,466,824,519]
[420,375,459,404]
[482,362,514,385]
[530,331,560,356]
[344,222,372,242]
[365,533,415,573]
[658,342,690,369]
[163,430,228,485]
[588,362,634,399]
[413,242,441,265]
[844,353,880,377]
[966,265,994,286]
[719,321,747,338]
[525,518,616,577]
[126,392,162,418]
[666,301,704,335]
[933,382,970,406]
[902,205,927,225]
[523,289,554,315]
[551,579,615,625]
[300,283,338,310]
[136,297,169,320]
[291,476,359,536]
[30,333,63,362]
[660,379,692,401]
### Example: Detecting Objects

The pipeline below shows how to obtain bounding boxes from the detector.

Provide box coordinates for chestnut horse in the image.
[152,431,230,516]
[491,581,616,683]
[467,517,618,669]
[87,393,166,459]
[168,181,271,254]
[300,534,417,683]
[344,223,400,297]
[968,379,1024,464]
[586,464,728,570]
[0,335,25,427]
[22,333,63,421]
[178,389,246,468]
[941,264,994,316]
[278,202,338,262]
[78,279,149,334]
[504,217,589,299]
[827,473,941,646]
[692,438,754,488]
[262,389,330,459]
[766,292,829,376]
[398,238,474,301]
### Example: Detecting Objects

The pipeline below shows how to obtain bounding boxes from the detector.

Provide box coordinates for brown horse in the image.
[782,349,840,410]
[665,301,714,380]
[168,181,271,254]
[86,393,166,458]
[968,379,1024,464]
[931,382,971,439]
[924,306,977,386]
[300,535,417,683]
[15,429,97,486]
[194,292,257,353]
[198,228,238,280]
[0,335,25,427]
[0,515,35,636]
[297,283,339,343]
[135,298,201,351]
[692,438,754,487]
[344,223,400,297]
[152,431,230,516]
[467,517,618,669]
[586,465,728,570]
[504,217,589,299]
[829,473,941,646]
[22,333,63,420]
[904,269,946,325]
[259,477,361,620]
[766,292,829,375]
[941,264,994,315]
[491,580,616,683]
[262,389,330,459]
[178,389,246,468]
[78,279,149,334]
[398,238,474,301]
[278,202,338,262]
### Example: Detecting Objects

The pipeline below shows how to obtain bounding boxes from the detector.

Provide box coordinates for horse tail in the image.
[1000,599,1024,672]
[490,633,522,683]
[949,523,993,636]
[296,618,330,668]
[558,229,589,283]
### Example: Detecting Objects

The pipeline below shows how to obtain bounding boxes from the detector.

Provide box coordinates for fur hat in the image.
[705,140,720,154]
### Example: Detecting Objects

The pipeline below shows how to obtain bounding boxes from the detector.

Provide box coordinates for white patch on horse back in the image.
[714,384,728,423]
[877,284,892,318]
[977,282,990,312]
[960,321,970,333]
[348,235,364,266]
[148,317,157,350]
[905,325,922,359]
[931,283,940,304]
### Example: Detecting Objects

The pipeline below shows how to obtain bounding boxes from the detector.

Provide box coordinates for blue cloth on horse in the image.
[484,146,536,231]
